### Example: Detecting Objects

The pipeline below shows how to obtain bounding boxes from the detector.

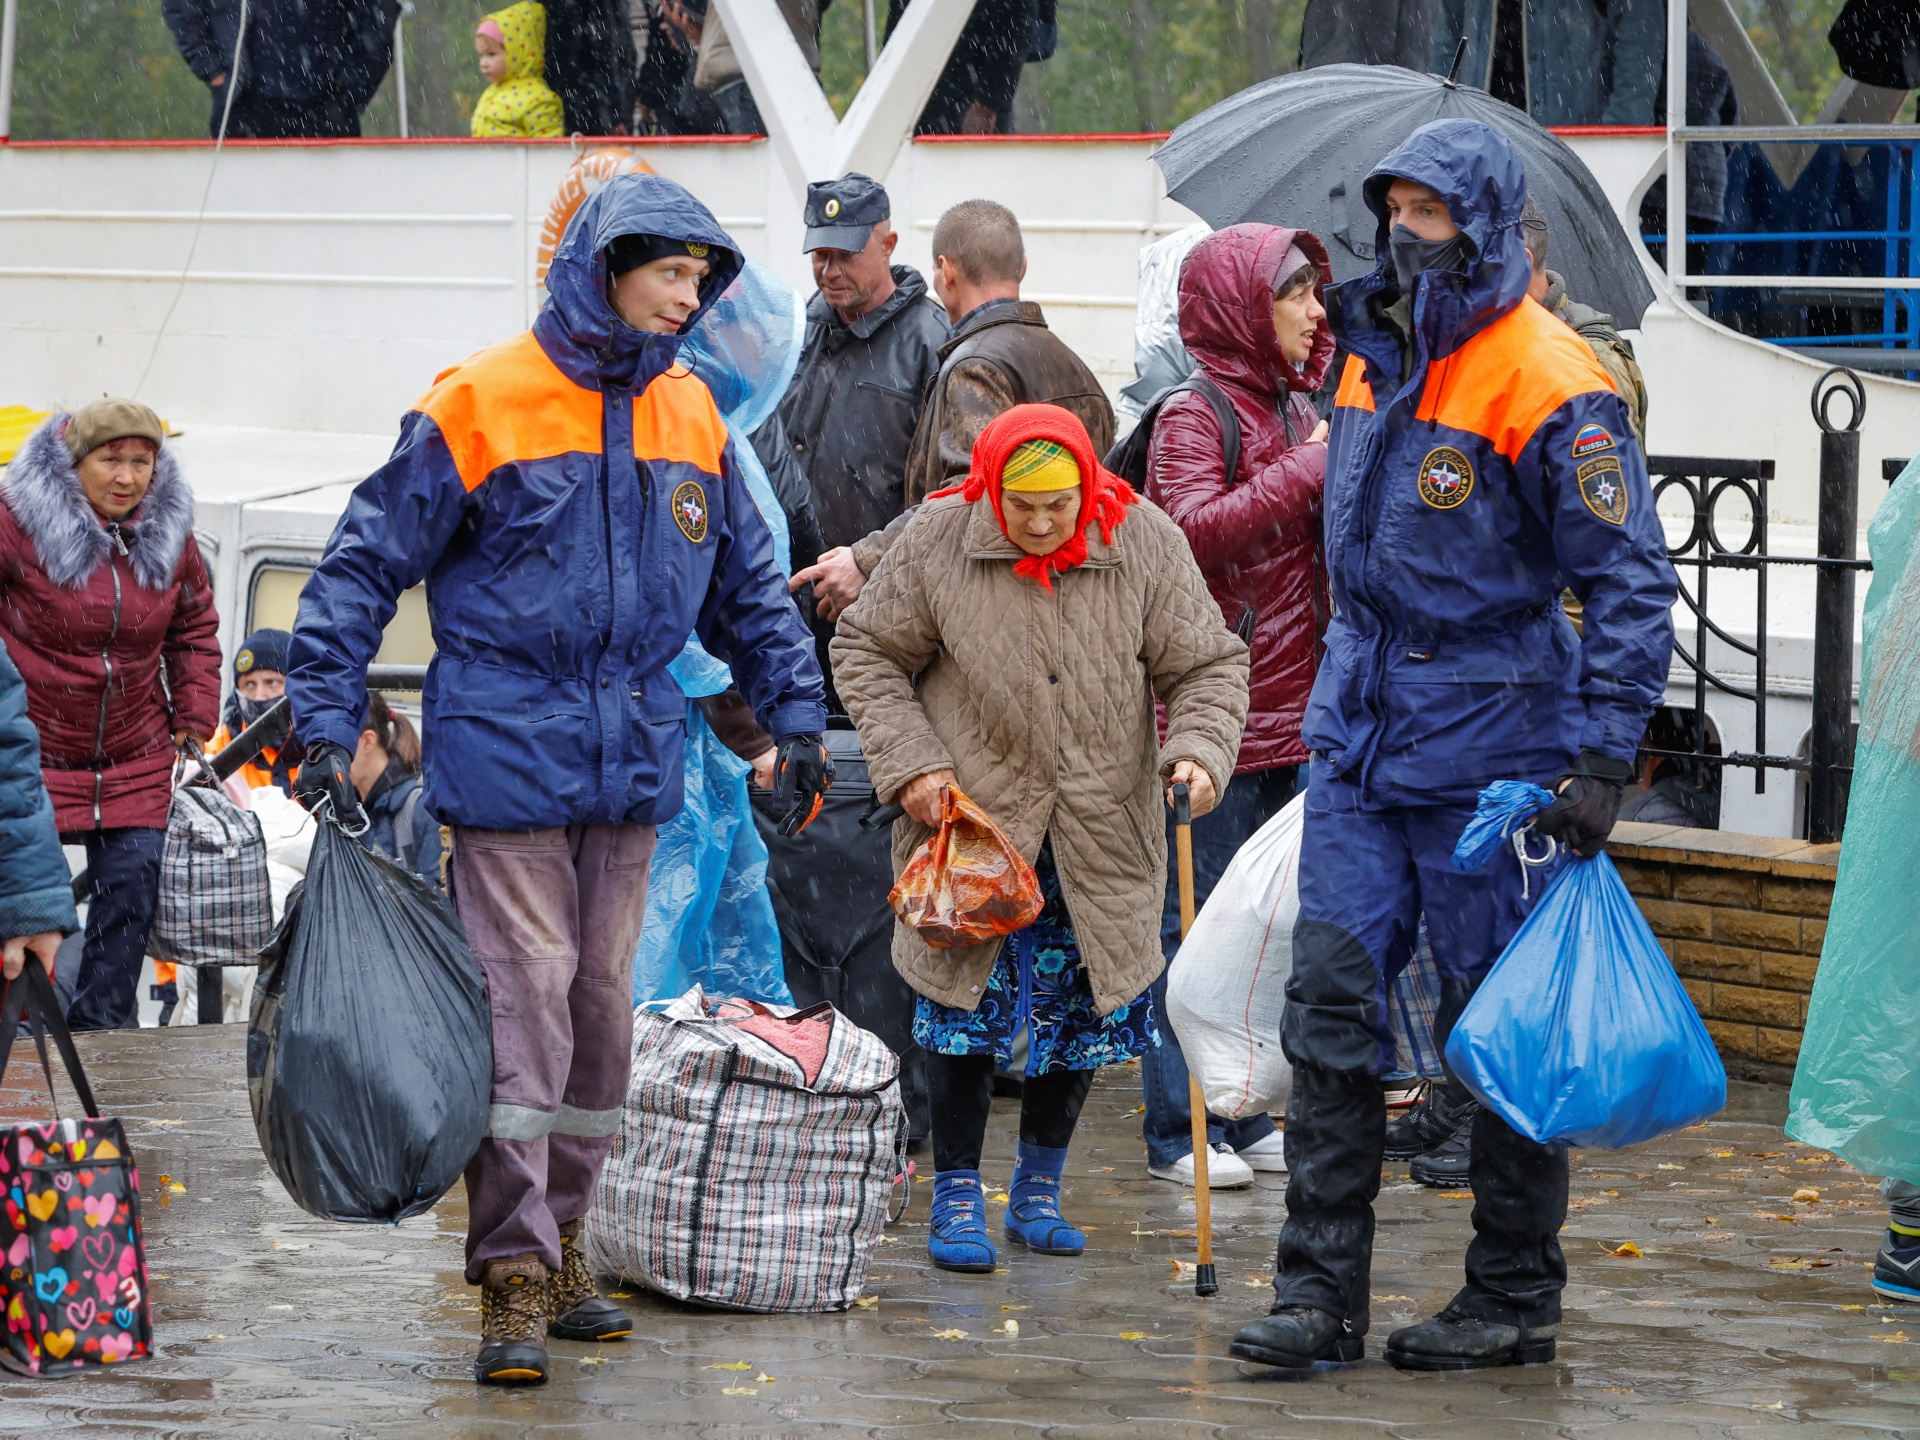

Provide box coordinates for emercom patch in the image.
[1417,446,1474,510]
[672,480,710,542]
[1572,423,1615,458]
[1577,456,1628,524]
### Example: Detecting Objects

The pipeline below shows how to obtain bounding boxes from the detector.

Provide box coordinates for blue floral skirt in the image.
[912,839,1158,1075]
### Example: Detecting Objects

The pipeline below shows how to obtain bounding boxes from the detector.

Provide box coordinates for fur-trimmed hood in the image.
[1,414,195,591]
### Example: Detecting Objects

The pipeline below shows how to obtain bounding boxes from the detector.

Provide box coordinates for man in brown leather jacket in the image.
[791,199,1115,619]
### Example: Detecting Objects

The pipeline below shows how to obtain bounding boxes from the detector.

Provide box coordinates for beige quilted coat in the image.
[831,492,1250,1016]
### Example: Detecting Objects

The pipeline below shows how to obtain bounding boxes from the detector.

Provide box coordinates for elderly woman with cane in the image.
[833,402,1248,1273]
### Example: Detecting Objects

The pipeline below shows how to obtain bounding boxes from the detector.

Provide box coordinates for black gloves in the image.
[770,733,835,836]
[1533,749,1634,857]
[294,739,368,832]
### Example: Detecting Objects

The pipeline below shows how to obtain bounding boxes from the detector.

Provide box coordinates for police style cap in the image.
[803,173,889,253]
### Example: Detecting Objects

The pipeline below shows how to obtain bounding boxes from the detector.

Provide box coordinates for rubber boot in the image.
[475,1254,550,1385]
[927,1170,997,1273]
[1003,1143,1085,1255]
[548,1219,632,1342]
[1230,1305,1365,1369]
[1385,1306,1558,1370]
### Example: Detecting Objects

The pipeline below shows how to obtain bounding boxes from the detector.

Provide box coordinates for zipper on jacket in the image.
[91,546,126,826]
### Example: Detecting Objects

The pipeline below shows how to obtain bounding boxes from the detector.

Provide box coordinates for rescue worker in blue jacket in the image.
[285,172,831,1388]
[1229,119,1676,1374]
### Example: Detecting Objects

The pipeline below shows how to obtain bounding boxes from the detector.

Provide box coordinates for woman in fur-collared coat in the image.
[0,400,221,1030]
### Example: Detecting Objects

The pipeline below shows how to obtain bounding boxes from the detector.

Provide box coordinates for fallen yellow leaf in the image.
[705,1361,753,1371]
[721,1386,756,1396]
[1000,1320,1019,1337]
[1881,1331,1910,1344]
[609,1291,634,1299]
[755,1373,775,1384]
[852,1295,879,1309]
[1843,1304,1866,1311]
[1438,1190,1473,1199]
[1793,1187,1821,1204]
[1118,1331,1149,1340]
[1001,1304,1028,1311]
[990,1192,1010,1203]
[578,1356,606,1366]
[932,1328,969,1341]
[1600,1241,1644,1258]
[1658,1163,1683,1171]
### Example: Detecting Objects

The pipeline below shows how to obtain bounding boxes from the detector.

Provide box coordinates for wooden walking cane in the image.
[1172,781,1218,1297]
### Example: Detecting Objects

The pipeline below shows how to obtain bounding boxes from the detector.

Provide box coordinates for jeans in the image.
[1141,764,1298,1167]
[63,827,165,1033]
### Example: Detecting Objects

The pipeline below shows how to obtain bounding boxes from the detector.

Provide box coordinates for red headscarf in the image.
[927,403,1139,592]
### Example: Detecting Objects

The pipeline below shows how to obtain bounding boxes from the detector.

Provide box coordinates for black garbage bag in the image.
[752,723,929,1142]
[248,818,492,1222]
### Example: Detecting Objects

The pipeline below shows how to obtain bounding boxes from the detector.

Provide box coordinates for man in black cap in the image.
[761,173,947,655]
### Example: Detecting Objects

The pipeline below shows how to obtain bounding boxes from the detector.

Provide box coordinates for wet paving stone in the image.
[4,1026,1919,1436]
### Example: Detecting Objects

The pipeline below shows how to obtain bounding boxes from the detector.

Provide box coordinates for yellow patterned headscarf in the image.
[471,1,565,138]
[1000,438,1082,492]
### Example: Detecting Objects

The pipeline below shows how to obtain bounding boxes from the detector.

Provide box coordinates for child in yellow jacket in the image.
[471,1,565,138]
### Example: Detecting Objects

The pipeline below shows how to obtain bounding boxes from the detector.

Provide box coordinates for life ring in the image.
[537,148,656,286]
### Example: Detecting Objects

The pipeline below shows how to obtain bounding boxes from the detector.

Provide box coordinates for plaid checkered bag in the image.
[586,987,906,1313]
[148,751,272,969]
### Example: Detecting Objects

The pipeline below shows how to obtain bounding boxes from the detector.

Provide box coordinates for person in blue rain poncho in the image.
[1228,119,1676,1376]
[633,258,809,1009]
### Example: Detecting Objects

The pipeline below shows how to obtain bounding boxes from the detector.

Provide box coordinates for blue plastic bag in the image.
[1447,787,1727,1150]
[631,258,806,1006]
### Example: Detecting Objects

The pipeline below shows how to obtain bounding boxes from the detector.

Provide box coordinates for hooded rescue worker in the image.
[1228,119,1676,1374]
[206,627,302,793]
[286,172,831,1387]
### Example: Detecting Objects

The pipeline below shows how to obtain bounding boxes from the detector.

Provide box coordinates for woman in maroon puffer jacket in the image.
[0,400,220,1031]
[1138,223,1333,1184]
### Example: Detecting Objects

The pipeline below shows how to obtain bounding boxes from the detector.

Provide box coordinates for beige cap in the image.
[64,398,165,461]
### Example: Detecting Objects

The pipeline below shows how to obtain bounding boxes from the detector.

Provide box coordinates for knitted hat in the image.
[232,628,293,679]
[1272,243,1314,296]
[63,398,164,460]
[606,232,717,276]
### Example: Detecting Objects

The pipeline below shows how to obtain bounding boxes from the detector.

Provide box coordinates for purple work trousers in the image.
[451,823,656,1281]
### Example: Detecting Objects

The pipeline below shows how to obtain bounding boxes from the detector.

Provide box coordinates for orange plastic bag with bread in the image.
[888,784,1044,948]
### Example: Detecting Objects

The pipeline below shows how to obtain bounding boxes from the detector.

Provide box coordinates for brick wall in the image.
[1608,821,1839,1087]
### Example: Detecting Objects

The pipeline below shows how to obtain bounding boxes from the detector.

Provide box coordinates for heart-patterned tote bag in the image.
[0,963,153,1375]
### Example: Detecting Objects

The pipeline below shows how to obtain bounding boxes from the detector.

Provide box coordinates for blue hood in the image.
[536,172,745,391]
[1333,119,1534,364]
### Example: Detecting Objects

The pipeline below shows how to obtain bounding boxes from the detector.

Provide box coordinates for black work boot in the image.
[1383,1084,1476,1161]
[549,1219,632,1343]
[475,1254,551,1385]
[1385,1306,1558,1370]
[1230,1305,1365,1369]
[1409,1118,1475,1187]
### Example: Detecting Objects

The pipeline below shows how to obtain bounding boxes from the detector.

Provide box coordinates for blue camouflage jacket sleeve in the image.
[1526,391,1678,761]
[0,646,79,940]
[694,438,830,740]
[286,413,478,754]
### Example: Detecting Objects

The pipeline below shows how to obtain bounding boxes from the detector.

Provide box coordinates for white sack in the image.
[1165,792,1304,1119]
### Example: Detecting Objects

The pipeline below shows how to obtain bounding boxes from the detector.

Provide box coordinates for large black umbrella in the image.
[1153,62,1655,328]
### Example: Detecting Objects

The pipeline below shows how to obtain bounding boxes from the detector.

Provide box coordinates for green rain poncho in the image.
[1787,454,1920,1180]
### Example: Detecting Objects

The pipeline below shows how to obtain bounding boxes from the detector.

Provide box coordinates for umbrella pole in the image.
[1173,782,1217,1298]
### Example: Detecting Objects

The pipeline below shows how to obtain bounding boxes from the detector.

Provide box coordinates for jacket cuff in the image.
[1160,737,1236,805]
[1578,709,1645,766]
[868,741,957,805]
[0,886,80,941]
[765,701,830,741]
[849,533,885,577]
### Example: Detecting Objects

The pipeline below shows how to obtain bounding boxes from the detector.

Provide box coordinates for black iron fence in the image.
[1650,370,1881,845]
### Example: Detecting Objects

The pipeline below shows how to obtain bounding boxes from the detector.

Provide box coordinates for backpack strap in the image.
[1183,373,1243,485]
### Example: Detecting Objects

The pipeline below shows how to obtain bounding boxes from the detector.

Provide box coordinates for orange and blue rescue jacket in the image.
[1305,120,1676,806]
[286,175,826,830]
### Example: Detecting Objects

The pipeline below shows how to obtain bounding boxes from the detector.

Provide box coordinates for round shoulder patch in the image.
[672,480,710,543]
[1417,446,1475,510]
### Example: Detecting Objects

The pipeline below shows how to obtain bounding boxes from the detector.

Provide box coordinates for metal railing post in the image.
[1665,0,1688,291]
[0,0,19,141]
[1809,369,1865,843]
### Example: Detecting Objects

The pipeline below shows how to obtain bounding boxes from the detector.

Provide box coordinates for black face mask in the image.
[1389,224,1475,295]
[233,693,277,728]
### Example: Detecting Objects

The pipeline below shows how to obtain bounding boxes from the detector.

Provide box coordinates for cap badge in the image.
[824,198,841,218]
[235,649,254,674]
[685,242,709,258]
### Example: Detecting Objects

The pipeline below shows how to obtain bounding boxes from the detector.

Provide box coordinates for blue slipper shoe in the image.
[928,1170,998,1273]
[1003,1143,1085,1255]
